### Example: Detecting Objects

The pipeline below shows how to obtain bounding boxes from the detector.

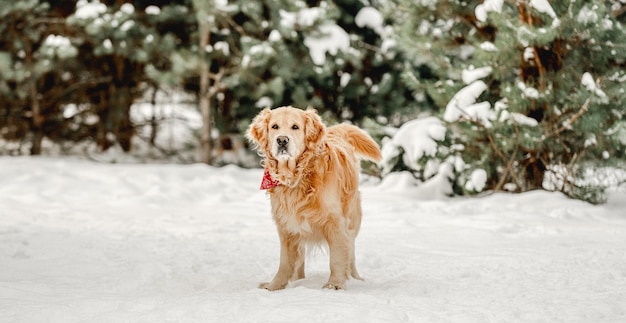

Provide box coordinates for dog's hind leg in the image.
[347,198,363,281]
[323,226,351,290]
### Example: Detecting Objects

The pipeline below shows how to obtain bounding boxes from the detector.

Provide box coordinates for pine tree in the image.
[68,1,148,151]
[393,0,626,203]
[0,0,78,155]
[221,0,423,130]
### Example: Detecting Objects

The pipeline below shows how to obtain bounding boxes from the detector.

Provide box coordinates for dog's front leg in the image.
[259,231,299,291]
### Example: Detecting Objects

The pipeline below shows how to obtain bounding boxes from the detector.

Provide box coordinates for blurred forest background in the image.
[1,0,625,202]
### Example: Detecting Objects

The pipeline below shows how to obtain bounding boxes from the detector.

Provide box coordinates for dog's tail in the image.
[330,124,382,162]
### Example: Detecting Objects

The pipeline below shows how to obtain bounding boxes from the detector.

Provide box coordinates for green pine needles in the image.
[393,0,626,203]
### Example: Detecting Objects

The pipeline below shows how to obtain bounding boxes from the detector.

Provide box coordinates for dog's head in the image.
[247,106,326,161]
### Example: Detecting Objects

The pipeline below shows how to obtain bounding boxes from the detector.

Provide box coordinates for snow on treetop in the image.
[145,5,160,15]
[120,3,134,15]
[74,0,107,19]
[355,7,384,34]
[304,23,350,65]
[279,8,325,29]
[529,0,557,19]
[43,35,72,48]
[42,35,78,59]
[476,0,560,27]
[475,0,503,23]
[529,0,560,27]
[255,96,273,108]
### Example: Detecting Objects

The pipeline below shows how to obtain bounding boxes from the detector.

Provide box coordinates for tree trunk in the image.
[149,86,158,146]
[112,85,134,152]
[24,38,44,156]
[199,23,213,164]
[29,79,43,155]
[517,1,548,190]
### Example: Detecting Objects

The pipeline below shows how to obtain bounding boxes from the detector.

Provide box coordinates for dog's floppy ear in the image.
[246,108,272,152]
[304,108,326,149]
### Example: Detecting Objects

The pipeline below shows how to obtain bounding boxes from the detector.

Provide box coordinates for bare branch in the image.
[554,97,591,135]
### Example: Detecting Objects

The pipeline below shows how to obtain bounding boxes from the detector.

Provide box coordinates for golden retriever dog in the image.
[246,106,381,290]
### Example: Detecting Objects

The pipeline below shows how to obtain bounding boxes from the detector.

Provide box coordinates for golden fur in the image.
[247,106,381,290]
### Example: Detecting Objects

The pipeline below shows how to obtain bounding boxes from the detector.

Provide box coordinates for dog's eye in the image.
[272,124,279,130]
[292,124,299,130]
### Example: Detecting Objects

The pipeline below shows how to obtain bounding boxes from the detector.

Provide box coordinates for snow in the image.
[145,5,160,15]
[103,39,113,50]
[518,81,540,99]
[463,101,495,127]
[268,30,281,42]
[523,47,535,61]
[279,8,324,29]
[464,168,488,192]
[443,80,488,124]
[213,41,230,56]
[339,72,351,88]
[1,157,625,322]
[74,0,107,19]
[42,35,78,59]
[355,7,384,35]
[255,96,273,108]
[120,3,134,15]
[529,0,557,19]
[120,20,135,32]
[475,0,503,23]
[380,117,446,175]
[577,5,599,24]
[380,38,396,55]
[581,72,608,100]
[479,41,498,52]
[529,0,561,28]
[304,23,350,65]
[461,66,492,84]
[43,35,72,48]
[504,112,539,127]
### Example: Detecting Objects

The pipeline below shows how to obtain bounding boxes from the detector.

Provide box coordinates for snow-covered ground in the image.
[1,157,625,322]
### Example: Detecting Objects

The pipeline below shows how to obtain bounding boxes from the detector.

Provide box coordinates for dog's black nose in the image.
[277,136,289,147]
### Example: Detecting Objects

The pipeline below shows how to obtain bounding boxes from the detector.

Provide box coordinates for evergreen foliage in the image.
[1,0,421,159]
[0,0,77,154]
[1,0,625,203]
[392,0,626,203]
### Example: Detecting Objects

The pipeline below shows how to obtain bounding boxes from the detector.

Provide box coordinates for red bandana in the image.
[260,168,280,190]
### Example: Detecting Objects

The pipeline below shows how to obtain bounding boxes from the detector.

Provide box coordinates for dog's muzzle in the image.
[276,136,289,154]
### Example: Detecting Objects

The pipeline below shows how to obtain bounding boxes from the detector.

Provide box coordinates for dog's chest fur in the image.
[269,188,315,235]
[268,185,341,239]
[277,211,313,235]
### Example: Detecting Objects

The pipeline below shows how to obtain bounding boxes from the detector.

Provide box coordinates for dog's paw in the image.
[322,282,345,290]
[259,282,286,291]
